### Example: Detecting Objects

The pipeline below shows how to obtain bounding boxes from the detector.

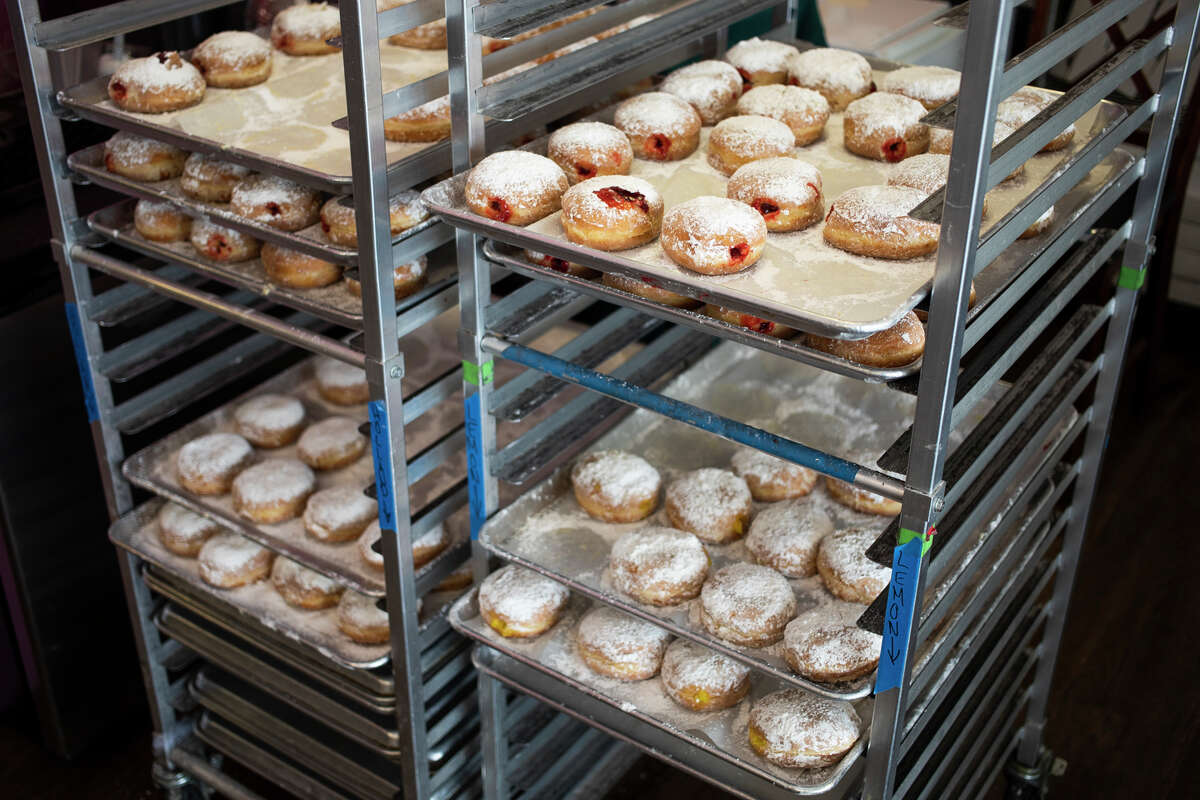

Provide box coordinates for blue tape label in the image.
[64,303,100,423]
[875,537,924,693]
[368,400,396,531]
[465,391,486,539]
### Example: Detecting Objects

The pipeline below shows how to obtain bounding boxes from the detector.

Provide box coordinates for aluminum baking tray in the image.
[112,498,391,668]
[68,143,444,267]
[121,357,467,596]
[478,342,1002,698]
[155,601,396,716]
[88,201,457,329]
[57,43,450,193]
[196,712,356,800]
[190,669,407,800]
[451,590,870,796]
[423,91,1130,340]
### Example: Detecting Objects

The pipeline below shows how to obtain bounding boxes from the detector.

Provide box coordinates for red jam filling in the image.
[647,134,671,160]
[321,221,331,233]
[594,186,650,213]
[266,201,282,216]
[736,67,754,90]
[883,137,907,162]
[751,199,781,220]
[156,52,170,65]
[575,162,597,179]
[729,242,749,263]
[826,205,836,222]
[486,197,512,222]
[110,80,127,100]
[548,258,571,273]
[206,235,231,259]
[807,182,821,198]
[739,314,775,334]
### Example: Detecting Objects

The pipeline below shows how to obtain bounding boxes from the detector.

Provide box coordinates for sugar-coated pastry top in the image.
[660,638,750,695]
[273,556,343,594]
[233,459,316,503]
[819,527,892,584]
[701,562,797,629]
[659,60,742,121]
[728,158,822,206]
[194,31,272,67]
[576,606,672,663]
[610,527,708,584]
[198,533,270,582]
[231,174,318,213]
[662,197,767,262]
[178,432,253,478]
[827,185,929,231]
[466,151,568,207]
[339,590,389,628]
[548,122,633,161]
[725,38,799,75]
[787,48,872,92]
[479,565,569,620]
[784,613,882,676]
[844,92,928,135]
[159,502,220,540]
[745,500,834,573]
[304,485,376,528]
[563,175,663,221]
[314,357,367,391]
[571,450,661,508]
[105,131,185,164]
[711,115,795,151]
[879,65,960,104]
[736,84,830,119]
[110,52,205,94]
[614,92,702,136]
[272,3,340,41]
[234,394,305,432]
[887,153,951,195]
[749,688,861,758]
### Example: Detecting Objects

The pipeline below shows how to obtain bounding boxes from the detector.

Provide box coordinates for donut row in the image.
[477,564,863,770]
[103,131,430,296]
[157,501,470,645]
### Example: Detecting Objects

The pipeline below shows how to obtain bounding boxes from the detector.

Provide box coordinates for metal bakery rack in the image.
[9,1,657,798]
[429,1,1200,799]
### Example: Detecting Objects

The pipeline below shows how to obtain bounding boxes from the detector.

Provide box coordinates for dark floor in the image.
[2,303,1199,799]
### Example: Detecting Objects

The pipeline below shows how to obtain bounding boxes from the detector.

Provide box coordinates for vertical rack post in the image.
[338,2,429,797]
[1016,0,1200,769]
[863,2,1013,798]
[446,1,509,798]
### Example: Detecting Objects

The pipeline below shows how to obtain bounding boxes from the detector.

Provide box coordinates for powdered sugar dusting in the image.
[700,563,797,639]
[549,121,631,161]
[272,3,340,40]
[465,151,568,209]
[736,84,829,120]
[198,532,271,583]
[571,450,662,507]
[314,357,366,390]
[105,131,185,164]
[711,115,794,151]
[577,605,672,666]
[610,527,708,596]
[235,393,305,431]
[358,521,385,568]
[665,468,752,538]
[182,152,251,182]
[273,555,344,594]
[111,52,205,92]
[232,459,315,504]
[303,486,376,534]
[297,417,365,460]
[745,500,834,577]
[786,48,871,93]
[844,92,927,137]
[178,432,253,478]
[614,92,701,137]
[194,31,271,68]
[828,184,928,232]
[338,590,388,629]
[159,502,220,541]
[727,158,822,208]
[749,688,860,765]
[784,609,880,678]
[231,174,318,212]
[563,176,663,226]
[888,153,950,195]
[660,638,750,696]
[479,565,569,622]
[660,61,742,123]
[818,527,890,587]
[661,197,767,264]
[879,66,960,105]
[725,38,798,74]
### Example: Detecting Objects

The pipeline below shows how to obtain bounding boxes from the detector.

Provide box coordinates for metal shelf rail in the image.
[0,0,567,798]
[441,0,1200,799]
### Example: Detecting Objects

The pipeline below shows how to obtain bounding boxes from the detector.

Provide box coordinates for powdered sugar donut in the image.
[547,122,633,184]
[822,185,940,260]
[609,527,708,606]
[179,153,252,202]
[303,485,377,542]
[230,175,322,232]
[319,192,429,247]
[198,533,274,588]
[524,249,597,278]
[888,153,990,216]
[748,689,861,767]
[314,358,369,405]
[478,565,569,638]
[784,609,881,682]
[731,447,818,502]
[806,311,925,368]
[998,87,1075,152]
[1021,206,1055,239]
[929,120,1025,181]
[271,3,341,56]
[232,459,317,523]
[337,591,390,644]
[879,65,960,110]
[571,450,661,523]
[787,48,873,111]
[344,257,427,300]
[707,115,794,176]
[272,556,345,609]
[613,92,702,161]
[665,468,752,544]
[725,37,799,87]
[103,132,186,181]
[436,566,473,592]
[702,305,796,339]
[297,416,367,470]
[464,151,568,226]
[234,393,305,448]
[158,502,220,557]
[817,526,892,602]
[384,95,450,143]
[577,606,672,681]
[134,200,192,242]
[561,175,663,251]
[699,563,797,647]
[357,519,449,569]
[107,52,205,113]
[192,31,272,88]
[844,92,929,162]
[745,500,833,578]
[177,432,254,495]
[736,85,830,146]
[190,219,260,262]
[824,476,901,516]
[660,638,750,711]
[660,60,743,125]
[661,197,767,275]
[602,272,699,308]
[261,244,341,288]
[727,157,823,232]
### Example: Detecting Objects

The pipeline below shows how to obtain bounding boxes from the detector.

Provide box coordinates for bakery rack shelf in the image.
[440,0,1200,799]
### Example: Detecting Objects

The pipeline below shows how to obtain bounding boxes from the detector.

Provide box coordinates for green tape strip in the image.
[898,526,935,557]
[1118,266,1146,290]
[462,360,494,386]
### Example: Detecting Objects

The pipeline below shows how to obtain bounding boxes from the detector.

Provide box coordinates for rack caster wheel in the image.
[152,762,193,800]
[1004,748,1063,799]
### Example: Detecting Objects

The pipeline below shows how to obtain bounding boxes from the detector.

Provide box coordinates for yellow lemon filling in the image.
[487,615,518,637]
[748,727,768,754]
